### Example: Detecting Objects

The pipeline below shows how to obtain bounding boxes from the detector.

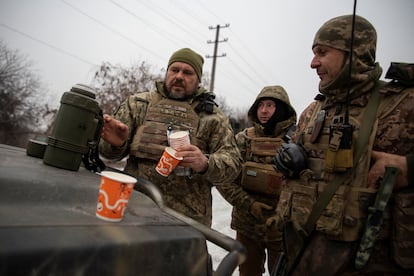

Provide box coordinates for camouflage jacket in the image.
[99,82,242,226]
[285,80,414,275]
[216,86,296,241]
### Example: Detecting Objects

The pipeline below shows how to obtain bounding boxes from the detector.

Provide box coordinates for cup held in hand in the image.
[169,130,190,149]
[156,147,183,177]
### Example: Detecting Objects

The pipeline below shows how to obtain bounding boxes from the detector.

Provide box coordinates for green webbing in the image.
[304,83,384,235]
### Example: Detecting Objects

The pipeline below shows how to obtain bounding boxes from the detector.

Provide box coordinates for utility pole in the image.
[206,24,229,93]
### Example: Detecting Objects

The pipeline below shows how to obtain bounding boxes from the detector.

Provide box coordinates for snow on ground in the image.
[209,187,270,276]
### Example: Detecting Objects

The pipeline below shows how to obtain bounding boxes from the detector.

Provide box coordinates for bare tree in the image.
[215,95,249,133]
[0,40,48,146]
[91,61,163,114]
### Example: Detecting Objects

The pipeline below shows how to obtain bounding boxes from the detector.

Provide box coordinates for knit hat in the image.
[168,48,204,81]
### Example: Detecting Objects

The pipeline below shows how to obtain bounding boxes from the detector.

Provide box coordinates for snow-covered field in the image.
[209,187,270,276]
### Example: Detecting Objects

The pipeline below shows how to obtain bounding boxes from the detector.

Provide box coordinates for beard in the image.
[168,89,187,100]
[165,82,196,101]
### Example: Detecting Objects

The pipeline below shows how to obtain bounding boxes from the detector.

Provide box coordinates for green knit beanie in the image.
[168,48,204,81]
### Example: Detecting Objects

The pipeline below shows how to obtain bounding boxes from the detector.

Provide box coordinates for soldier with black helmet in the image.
[270,15,414,275]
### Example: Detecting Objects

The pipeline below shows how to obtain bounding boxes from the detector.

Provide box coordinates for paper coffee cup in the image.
[96,171,137,222]
[169,130,190,149]
[155,147,183,177]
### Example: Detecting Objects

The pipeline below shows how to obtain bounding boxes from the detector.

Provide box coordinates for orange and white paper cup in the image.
[155,147,183,177]
[96,171,137,222]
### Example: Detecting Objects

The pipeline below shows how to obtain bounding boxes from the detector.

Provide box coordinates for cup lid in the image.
[100,171,137,184]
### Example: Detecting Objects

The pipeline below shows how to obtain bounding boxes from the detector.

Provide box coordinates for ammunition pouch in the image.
[282,182,317,227]
[392,191,414,269]
[240,161,283,196]
[325,125,354,172]
[325,148,353,172]
[316,185,376,241]
[279,179,377,241]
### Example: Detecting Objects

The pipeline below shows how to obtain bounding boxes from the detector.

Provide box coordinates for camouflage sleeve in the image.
[215,129,254,211]
[198,109,242,184]
[374,86,414,155]
[215,175,255,212]
[292,101,318,143]
[99,93,149,160]
[235,129,248,158]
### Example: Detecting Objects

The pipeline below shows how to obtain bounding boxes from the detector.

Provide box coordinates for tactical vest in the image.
[240,127,284,196]
[278,83,409,242]
[130,95,206,160]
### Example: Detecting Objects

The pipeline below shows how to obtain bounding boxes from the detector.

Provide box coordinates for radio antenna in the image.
[345,0,357,125]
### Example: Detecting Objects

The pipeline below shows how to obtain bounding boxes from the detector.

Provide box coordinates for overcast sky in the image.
[1,0,413,115]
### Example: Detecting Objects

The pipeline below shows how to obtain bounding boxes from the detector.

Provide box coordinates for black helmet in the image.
[274,142,307,179]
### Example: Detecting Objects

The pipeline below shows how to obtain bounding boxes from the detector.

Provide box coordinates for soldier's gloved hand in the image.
[249,201,273,221]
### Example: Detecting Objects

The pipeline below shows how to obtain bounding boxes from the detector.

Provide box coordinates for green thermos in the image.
[43,84,103,171]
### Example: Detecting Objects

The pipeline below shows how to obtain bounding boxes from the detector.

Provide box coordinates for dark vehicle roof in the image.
[0,144,211,275]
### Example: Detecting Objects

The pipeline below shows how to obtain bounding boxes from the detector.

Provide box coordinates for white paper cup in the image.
[169,131,190,149]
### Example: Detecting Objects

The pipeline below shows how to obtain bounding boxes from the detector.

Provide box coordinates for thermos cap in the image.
[70,84,96,99]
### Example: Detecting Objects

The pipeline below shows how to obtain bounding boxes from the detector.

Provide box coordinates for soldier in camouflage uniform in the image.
[270,15,414,275]
[99,48,242,227]
[216,85,296,276]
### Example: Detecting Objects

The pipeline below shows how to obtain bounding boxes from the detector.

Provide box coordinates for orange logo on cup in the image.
[96,171,137,222]
[156,147,183,177]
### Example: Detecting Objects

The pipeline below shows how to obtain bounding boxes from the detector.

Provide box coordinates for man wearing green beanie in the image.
[99,48,242,227]
[168,48,204,81]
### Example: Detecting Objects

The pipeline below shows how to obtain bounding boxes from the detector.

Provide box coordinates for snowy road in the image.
[209,187,270,276]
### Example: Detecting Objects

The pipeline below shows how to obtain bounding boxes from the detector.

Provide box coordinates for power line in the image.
[60,0,165,63]
[134,0,207,44]
[109,0,183,46]
[225,55,263,95]
[196,0,274,84]
[227,27,275,83]
[0,22,95,66]
[226,42,269,85]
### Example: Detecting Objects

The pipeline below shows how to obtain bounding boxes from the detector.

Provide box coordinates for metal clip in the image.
[329,130,343,151]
